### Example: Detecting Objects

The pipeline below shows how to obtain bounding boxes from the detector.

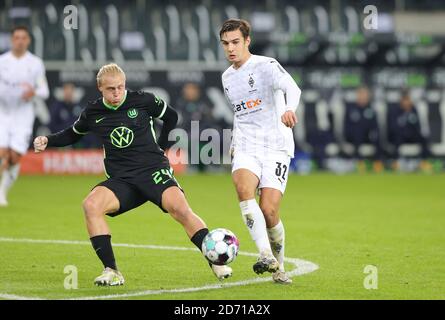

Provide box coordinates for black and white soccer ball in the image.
[202,228,239,265]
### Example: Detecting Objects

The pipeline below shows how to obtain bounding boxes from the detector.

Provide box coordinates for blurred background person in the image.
[49,83,80,133]
[388,90,430,159]
[49,83,100,149]
[176,82,214,133]
[343,87,382,171]
[175,82,216,172]
[0,26,49,206]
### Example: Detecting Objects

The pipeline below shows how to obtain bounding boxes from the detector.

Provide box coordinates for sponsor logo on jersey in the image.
[110,126,134,148]
[232,98,262,113]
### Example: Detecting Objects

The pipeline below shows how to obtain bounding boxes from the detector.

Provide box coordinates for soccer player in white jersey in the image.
[220,19,301,284]
[0,26,49,206]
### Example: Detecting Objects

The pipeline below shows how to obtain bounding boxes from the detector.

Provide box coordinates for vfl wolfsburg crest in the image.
[110,126,134,148]
[154,96,162,106]
[127,108,138,118]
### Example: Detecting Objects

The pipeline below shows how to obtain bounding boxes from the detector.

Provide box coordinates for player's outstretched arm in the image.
[33,136,48,153]
[158,105,179,150]
[34,126,85,153]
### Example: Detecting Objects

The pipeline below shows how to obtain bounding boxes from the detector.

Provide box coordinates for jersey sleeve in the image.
[221,77,231,104]
[47,108,88,147]
[139,91,168,118]
[0,57,23,100]
[34,59,49,100]
[72,109,89,135]
[268,59,301,112]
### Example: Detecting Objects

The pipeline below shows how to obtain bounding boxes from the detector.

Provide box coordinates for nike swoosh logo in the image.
[95,117,106,123]
[162,178,172,185]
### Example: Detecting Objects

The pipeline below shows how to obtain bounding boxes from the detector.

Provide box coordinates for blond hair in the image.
[96,63,126,86]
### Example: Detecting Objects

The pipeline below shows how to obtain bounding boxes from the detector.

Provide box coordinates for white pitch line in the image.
[0,293,44,300]
[0,237,319,300]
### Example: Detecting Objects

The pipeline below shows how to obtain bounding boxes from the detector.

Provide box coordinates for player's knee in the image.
[82,197,103,217]
[235,184,255,200]
[168,204,192,222]
[8,150,22,166]
[0,151,9,167]
[9,155,21,166]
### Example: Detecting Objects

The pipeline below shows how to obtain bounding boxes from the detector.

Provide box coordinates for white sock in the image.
[267,220,285,272]
[0,164,20,196]
[239,199,272,254]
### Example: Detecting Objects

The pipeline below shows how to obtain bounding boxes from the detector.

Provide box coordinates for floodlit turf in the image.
[0,173,444,300]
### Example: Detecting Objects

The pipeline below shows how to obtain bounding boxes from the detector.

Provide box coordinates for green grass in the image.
[0,173,444,300]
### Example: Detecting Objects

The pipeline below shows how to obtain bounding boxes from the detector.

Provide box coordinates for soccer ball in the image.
[202,228,239,265]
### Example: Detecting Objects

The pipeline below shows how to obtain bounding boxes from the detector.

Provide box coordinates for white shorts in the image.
[231,151,291,194]
[0,106,35,155]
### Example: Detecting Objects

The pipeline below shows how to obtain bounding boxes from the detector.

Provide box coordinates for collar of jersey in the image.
[102,90,128,110]
[232,54,254,71]
[9,50,30,60]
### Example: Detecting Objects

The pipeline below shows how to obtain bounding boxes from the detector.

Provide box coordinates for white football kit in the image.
[222,55,301,193]
[0,51,49,154]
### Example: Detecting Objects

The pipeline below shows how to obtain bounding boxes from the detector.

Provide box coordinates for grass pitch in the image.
[0,173,444,300]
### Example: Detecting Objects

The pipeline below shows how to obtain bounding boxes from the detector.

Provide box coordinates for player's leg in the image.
[82,185,124,286]
[259,187,282,228]
[0,148,9,206]
[0,149,8,170]
[232,154,277,273]
[259,188,291,284]
[258,155,292,284]
[233,169,273,253]
[0,110,10,205]
[0,113,33,205]
[0,149,22,206]
[161,185,232,280]
[82,186,120,236]
[0,109,12,206]
[161,186,206,238]
[0,112,9,171]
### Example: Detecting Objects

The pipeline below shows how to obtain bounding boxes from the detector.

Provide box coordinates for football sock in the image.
[239,199,273,254]
[191,228,209,252]
[0,163,20,195]
[90,234,117,270]
[267,220,285,271]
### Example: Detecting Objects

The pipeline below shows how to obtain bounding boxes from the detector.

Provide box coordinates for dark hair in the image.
[219,19,251,40]
[11,25,30,36]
